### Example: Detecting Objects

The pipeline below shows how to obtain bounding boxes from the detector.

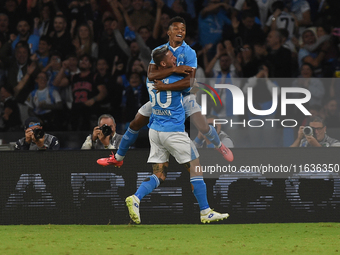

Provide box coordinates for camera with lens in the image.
[303,126,315,137]
[99,124,112,137]
[33,128,45,140]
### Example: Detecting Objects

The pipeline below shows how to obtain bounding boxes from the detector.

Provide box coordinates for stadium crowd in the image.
[0,0,339,138]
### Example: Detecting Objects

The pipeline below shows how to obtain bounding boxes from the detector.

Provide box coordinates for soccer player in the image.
[97,16,233,167]
[124,46,229,224]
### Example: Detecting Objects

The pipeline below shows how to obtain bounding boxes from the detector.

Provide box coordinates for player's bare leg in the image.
[183,158,229,223]
[191,112,234,162]
[126,163,168,224]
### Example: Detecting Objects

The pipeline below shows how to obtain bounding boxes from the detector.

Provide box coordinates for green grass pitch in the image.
[0,223,339,255]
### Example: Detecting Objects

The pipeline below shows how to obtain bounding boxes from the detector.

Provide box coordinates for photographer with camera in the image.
[81,114,122,150]
[290,116,340,147]
[15,117,60,150]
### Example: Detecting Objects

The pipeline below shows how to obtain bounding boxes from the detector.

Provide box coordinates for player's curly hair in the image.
[168,16,186,30]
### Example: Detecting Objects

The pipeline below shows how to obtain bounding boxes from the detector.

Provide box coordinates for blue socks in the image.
[116,127,139,159]
[203,125,221,148]
[190,176,209,211]
[135,174,160,201]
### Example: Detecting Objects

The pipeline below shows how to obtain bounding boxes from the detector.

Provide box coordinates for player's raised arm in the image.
[147,63,193,81]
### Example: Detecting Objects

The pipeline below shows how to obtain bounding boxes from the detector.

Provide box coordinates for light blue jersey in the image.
[147,74,185,132]
[150,41,197,97]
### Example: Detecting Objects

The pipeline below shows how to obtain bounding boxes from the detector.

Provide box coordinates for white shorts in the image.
[138,94,201,119]
[147,129,199,164]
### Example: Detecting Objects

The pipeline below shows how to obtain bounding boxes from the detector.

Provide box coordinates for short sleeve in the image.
[185,48,197,68]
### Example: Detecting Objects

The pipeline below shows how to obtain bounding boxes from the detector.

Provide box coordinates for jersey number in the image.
[147,83,172,108]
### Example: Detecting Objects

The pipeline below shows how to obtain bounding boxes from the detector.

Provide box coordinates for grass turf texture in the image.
[0,223,339,255]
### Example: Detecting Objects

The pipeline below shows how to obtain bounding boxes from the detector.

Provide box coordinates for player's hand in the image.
[153,80,166,93]
[174,65,193,75]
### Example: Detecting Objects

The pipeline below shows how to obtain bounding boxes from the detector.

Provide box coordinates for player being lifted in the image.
[125,46,229,224]
[97,17,233,167]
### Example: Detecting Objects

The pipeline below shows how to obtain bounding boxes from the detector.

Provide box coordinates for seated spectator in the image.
[11,20,40,55]
[14,116,60,150]
[72,23,98,59]
[0,85,21,131]
[81,114,123,149]
[25,72,63,131]
[290,116,340,147]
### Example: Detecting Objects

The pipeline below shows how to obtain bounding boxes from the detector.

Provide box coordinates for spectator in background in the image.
[121,72,148,127]
[298,28,329,76]
[33,3,55,37]
[15,116,60,150]
[11,20,40,54]
[322,98,340,128]
[0,85,21,131]
[0,13,11,44]
[225,10,264,49]
[68,54,107,131]
[50,15,75,59]
[240,43,259,78]
[128,0,154,31]
[2,0,25,34]
[72,23,98,59]
[25,71,63,131]
[198,0,231,58]
[266,29,292,77]
[233,0,276,28]
[81,114,122,149]
[152,1,171,45]
[98,17,129,69]
[291,63,324,107]
[264,1,296,40]
[290,0,311,36]
[7,42,40,104]
[42,51,63,90]
[35,35,51,68]
[290,116,340,147]
[138,25,158,51]
[204,43,240,118]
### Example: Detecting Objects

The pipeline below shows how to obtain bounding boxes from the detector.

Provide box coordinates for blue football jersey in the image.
[147,74,185,132]
[150,41,197,96]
